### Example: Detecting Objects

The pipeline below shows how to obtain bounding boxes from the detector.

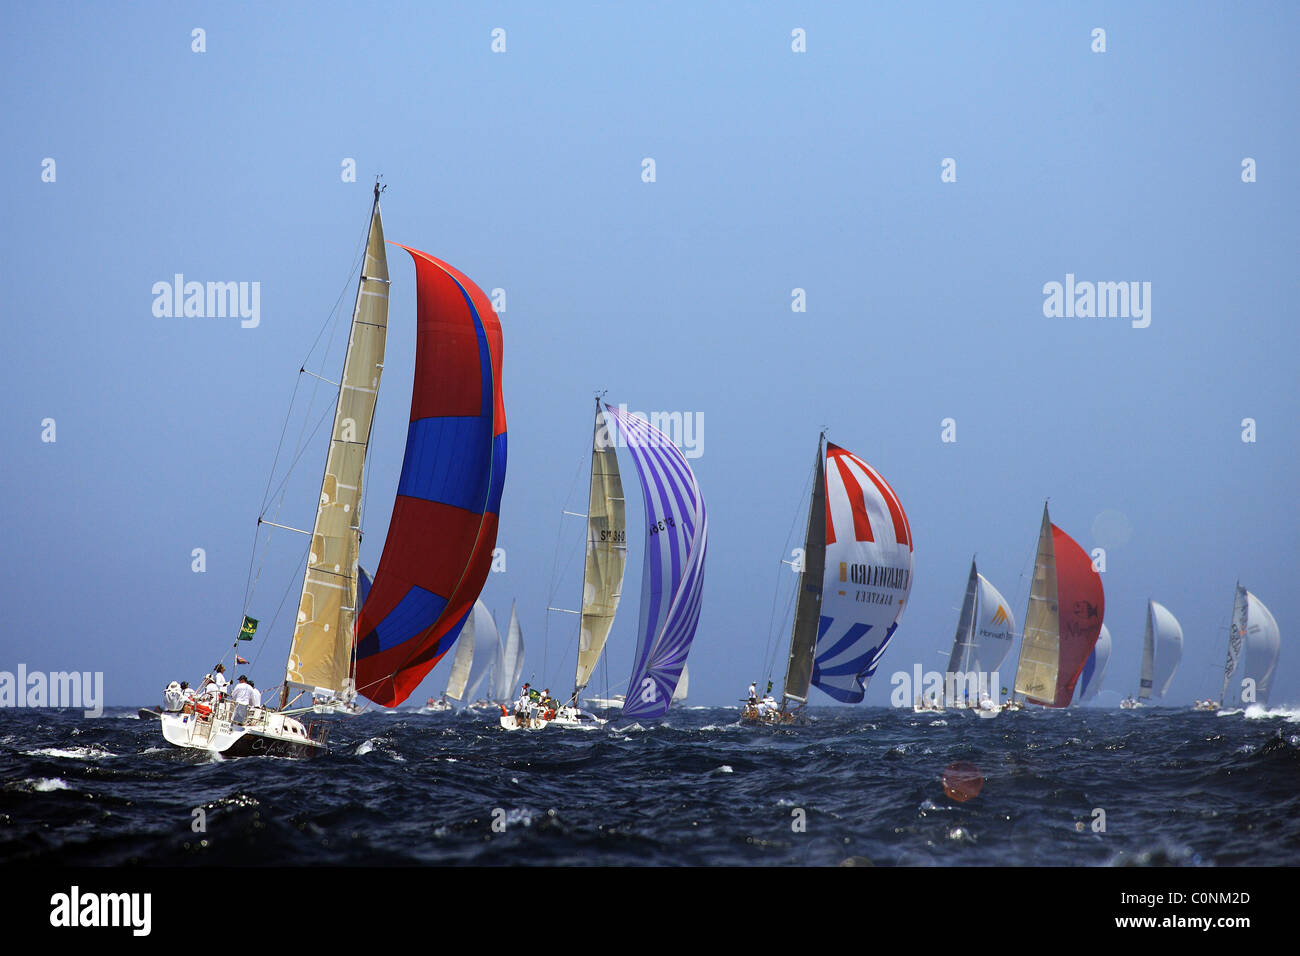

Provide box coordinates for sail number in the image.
[598,529,626,543]
[648,517,677,536]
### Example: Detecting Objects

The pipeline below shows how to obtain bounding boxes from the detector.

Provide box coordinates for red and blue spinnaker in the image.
[353,245,506,707]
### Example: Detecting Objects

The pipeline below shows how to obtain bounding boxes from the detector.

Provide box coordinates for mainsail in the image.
[1013,503,1105,707]
[283,194,389,705]
[945,558,1015,700]
[573,401,627,699]
[1221,585,1280,708]
[353,245,507,707]
[1139,600,1183,700]
[1075,623,1111,703]
[442,619,474,701]
[780,436,828,709]
[809,442,913,703]
[605,404,708,721]
[463,602,500,704]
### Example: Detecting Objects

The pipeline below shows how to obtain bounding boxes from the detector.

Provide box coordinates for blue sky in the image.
[3,2,1297,709]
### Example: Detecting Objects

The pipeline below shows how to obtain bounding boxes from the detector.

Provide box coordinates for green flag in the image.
[238,615,258,641]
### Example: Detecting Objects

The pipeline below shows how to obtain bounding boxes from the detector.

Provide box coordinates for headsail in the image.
[1139,600,1183,700]
[605,404,707,721]
[1222,585,1280,708]
[809,442,913,703]
[354,245,507,707]
[781,436,827,709]
[283,196,389,705]
[1075,623,1111,702]
[574,402,627,698]
[1013,503,1104,707]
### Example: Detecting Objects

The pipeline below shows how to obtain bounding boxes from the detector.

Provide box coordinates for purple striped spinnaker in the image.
[605,405,707,720]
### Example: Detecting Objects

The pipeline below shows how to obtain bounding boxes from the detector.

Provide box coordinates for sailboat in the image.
[943,558,1015,713]
[1213,583,1280,712]
[160,184,506,757]
[1074,623,1111,703]
[503,401,707,730]
[1121,600,1183,709]
[745,434,913,724]
[420,599,495,713]
[1010,503,1105,709]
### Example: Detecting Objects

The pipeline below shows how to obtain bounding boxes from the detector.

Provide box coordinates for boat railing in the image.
[306,720,331,747]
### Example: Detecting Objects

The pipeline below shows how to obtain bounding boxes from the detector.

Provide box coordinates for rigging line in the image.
[254,227,364,525]
[247,545,309,677]
[242,402,337,614]
[762,451,816,685]
[543,450,591,688]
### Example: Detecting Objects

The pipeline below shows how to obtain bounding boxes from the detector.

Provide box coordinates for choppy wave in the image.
[0,706,1296,865]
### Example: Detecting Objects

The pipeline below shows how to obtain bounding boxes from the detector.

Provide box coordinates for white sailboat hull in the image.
[160,704,326,759]
[499,707,606,732]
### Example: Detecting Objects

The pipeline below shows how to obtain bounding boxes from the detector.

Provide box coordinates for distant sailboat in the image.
[1012,503,1105,708]
[944,557,1015,709]
[1132,600,1182,706]
[746,434,913,724]
[504,401,706,731]
[1218,583,1280,710]
[1075,623,1111,703]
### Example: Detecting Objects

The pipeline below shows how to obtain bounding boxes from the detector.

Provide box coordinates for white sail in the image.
[1076,623,1111,702]
[1242,591,1280,707]
[1223,587,1280,708]
[946,562,1014,705]
[494,602,525,702]
[443,608,477,701]
[672,663,689,703]
[1139,600,1183,700]
[574,402,627,696]
[284,197,389,703]
[464,602,500,703]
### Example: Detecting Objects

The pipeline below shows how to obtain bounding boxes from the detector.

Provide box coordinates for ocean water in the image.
[2,705,1297,867]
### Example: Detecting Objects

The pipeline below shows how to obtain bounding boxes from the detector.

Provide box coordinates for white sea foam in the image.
[22,745,113,761]
[25,777,71,792]
[716,765,734,774]
[1244,705,1300,722]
